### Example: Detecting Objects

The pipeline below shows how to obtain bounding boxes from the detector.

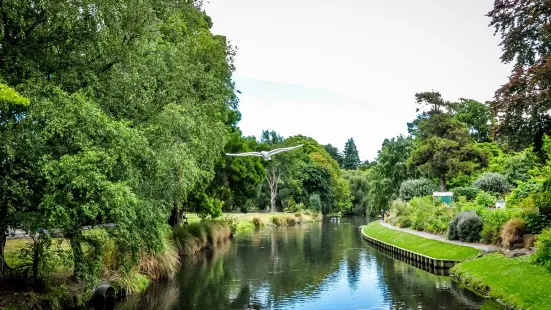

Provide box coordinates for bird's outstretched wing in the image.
[225,152,262,157]
[268,145,303,156]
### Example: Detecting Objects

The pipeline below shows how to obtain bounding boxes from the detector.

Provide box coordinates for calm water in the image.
[120,217,504,310]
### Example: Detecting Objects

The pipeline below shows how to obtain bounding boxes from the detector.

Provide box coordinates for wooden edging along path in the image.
[359,225,461,274]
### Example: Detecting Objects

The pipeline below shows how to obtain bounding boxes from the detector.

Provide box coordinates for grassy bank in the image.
[231,211,323,233]
[362,222,480,260]
[451,253,551,310]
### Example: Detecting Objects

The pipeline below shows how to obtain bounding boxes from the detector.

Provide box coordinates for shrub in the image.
[479,207,524,229]
[472,172,512,195]
[474,191,497,207]
[391,199,411,216]
[450,187,480,201]
[308,194,322,212]
[500,218,525,249]
[522,211,549,234]
[396,216,412,228]
[398,178,439,201]
[448,211,483,242]
[532,228,551,271]
[481,224,500,244]
[506,179,542,206]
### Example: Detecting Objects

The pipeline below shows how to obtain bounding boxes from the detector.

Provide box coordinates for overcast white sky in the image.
[203,0,512,161]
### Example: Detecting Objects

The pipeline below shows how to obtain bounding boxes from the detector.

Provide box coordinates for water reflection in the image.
[119,217,504,310]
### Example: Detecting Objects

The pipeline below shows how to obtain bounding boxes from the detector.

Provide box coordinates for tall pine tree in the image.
[343,138,361,170]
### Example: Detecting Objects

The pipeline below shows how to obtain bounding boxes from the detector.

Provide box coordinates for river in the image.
[119,217,504,310]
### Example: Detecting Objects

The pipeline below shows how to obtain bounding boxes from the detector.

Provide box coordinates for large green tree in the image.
[324,144,344,167]
[487,1,551,156]
[408,94,487,191]
[0,82,30,274]
[342,138,361,170]
[368,136,416,213]
[450,99,493,143]
[0,0,238,287]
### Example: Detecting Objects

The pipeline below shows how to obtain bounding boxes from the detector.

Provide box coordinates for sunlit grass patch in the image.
[363,222,480,260]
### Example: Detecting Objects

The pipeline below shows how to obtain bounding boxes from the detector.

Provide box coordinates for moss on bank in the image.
[362,222,480,260]
[451,253,551,310]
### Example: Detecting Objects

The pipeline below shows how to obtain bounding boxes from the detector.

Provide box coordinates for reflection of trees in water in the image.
[371,249,503,309]
[128,217,503,310]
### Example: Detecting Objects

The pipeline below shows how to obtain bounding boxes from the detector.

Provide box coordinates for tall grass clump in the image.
[252,216,264,229]
[500,218,525,250]
[270,215,285,227]
[286,215,297,226]
[139,243,180,280]
[171,221,231,256]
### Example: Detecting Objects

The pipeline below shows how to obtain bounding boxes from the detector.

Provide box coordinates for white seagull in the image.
[226,145,303,161]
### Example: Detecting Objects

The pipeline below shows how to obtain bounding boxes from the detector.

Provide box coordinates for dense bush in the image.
[390,199,411,216]
[451,187,480,201]
[478,208,524,229]
[523,211,549,234]
[474,191,497,207]
[532,228,551,271]
[308,194,322,212]
[448,211,483,242]
[398,178,439,201]
[506,180,542,207]
[396,216,412,228]
[500,218,525,249]
[481,224,500,244]
[472,172,512,195]
[389,197,454,234]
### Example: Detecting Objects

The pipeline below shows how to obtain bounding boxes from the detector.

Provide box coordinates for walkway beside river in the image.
[379,221,499,253]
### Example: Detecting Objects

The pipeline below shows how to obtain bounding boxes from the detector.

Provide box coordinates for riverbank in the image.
[1,211,322,309]
[363,221,551,310]
[451,254,551,310]
[362,222,480,260]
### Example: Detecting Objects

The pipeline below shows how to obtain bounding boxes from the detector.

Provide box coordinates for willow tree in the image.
[0,0,238,286]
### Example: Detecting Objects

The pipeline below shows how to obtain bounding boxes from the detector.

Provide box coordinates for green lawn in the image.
[451,253,551,310]
[362,222,480,260]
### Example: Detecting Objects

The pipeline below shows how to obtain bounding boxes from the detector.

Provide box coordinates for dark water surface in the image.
[120,217,504,310]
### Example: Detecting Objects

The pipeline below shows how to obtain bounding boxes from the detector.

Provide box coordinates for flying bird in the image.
[226,145,303,161]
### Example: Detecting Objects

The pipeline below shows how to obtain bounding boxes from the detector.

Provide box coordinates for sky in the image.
[203,0,512,161]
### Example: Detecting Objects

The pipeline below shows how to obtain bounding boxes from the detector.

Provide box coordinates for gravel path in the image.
[379,221,499,253]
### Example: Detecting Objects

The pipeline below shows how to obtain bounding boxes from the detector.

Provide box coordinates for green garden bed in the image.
[362,222,480,260]
[451,253,551,310]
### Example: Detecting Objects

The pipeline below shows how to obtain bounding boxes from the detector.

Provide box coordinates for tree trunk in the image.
[270,185,277,213]
[439,174,447,192]
[169,202,181,227]
[0,229,7,277]
[266,168,279,213]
